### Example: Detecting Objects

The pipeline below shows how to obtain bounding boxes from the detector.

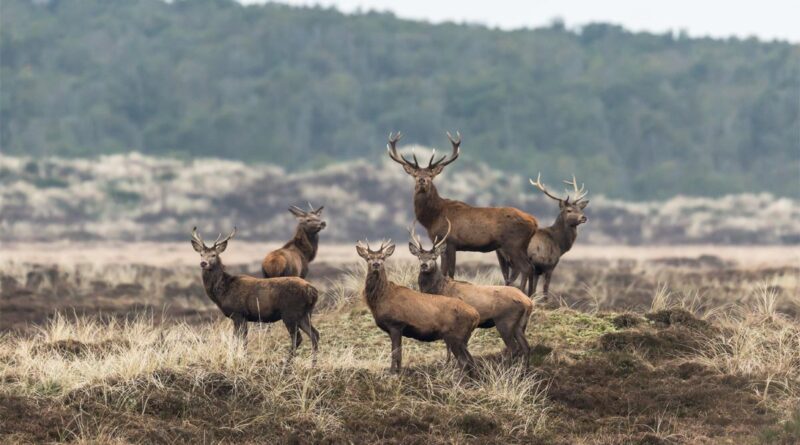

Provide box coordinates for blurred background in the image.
[0,0,798,245]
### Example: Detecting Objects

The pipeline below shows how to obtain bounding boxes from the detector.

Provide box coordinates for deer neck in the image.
[414,184,445,229]
[551,214,578,253]
[363,268,389,311]
[418,267,447,295]
[201,261,234,307]
[288,226,318,262]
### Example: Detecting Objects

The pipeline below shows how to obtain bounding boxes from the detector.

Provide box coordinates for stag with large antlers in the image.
[409,220,533,360]
[262,204,326,278]
[387,132,538,292]
[191,227,320,362]
[500,174,589,298]
[356,238,480,373]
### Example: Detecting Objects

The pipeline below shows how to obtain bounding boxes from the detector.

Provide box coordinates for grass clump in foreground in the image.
[1,268,799,444]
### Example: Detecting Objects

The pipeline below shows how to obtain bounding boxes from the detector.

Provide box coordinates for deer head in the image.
[408,219,451,273]
[191,227,237,270]
[530,173,590,227]
[386,131,461,194]
[356,239,396,273]
[288,203,327,233]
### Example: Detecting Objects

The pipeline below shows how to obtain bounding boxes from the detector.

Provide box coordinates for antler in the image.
[408,221,424,251]
[529,173,565,202]
[386,131,420,169]
[214,227,237,247]
[428,132,461,169]
[191,227,206,248]
[433,218,452,249]
[379,239,394,251]
[562,175,588,203]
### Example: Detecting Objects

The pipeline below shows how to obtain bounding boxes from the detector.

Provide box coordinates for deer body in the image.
[357,240,479,373]
[503,174,589,297]
[387,132,537,291]
[262,205,325,278]
[193,228,320,362]
[411,221,532,358]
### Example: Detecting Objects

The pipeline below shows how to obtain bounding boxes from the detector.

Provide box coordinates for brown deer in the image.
[355,239,480,373]
[409,220,533,359]
[386,132,538,292]
[191,227,320,363]
[501,174,589,298]
[262,204,326,278]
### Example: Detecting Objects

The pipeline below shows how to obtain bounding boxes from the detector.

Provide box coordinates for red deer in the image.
[191,227,320,363]
[409,220,533,359]
[355,239,480,373]
[386,132,538,292]
[501,174,589,298]
[262,204,326,278]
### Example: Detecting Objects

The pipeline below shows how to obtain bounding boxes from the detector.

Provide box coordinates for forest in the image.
[2,0,798,199]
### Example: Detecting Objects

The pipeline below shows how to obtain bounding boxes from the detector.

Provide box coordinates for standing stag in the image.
[386,132,538,292]
[262,204,326,278]
[355,239,480,373]
[501,174,589,298]
[409,220,533,359]
[191,227,320,363]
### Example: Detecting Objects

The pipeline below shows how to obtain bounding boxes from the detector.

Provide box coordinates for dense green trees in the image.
[2,0,798,199]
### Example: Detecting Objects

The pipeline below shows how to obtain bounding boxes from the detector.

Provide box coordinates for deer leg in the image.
[232,315,249,350]
[543,271,554,299]
[282,319,301,364]
[507,249,532,294]
[441,243,457,278]
[496,251,510,284]
[298,314,319,367]
[514,312,531,361]
[495,319,519,360]
[389,328,403,374]
[529,272,540,299]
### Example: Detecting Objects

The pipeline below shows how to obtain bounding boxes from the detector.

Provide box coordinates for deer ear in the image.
[559,200,567,209]
[578,200,589,209]
[408,242,421,257]
[429,165,446,176]
[214,241,228,254]
[383,244,396,257]
[401,164,417,175]
[434,242,447,257]
[356,245,369,260]
[191,239,204,253]
[288,206,306,218]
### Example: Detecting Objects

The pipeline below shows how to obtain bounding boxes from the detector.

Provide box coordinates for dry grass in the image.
[2,259,800,443]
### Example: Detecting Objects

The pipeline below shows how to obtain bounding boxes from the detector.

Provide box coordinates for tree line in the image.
[2,0,798,199]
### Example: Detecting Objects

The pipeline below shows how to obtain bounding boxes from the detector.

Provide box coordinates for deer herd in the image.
[191,132,589,373]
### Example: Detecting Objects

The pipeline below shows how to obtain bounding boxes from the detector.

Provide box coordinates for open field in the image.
[1,245,799,443]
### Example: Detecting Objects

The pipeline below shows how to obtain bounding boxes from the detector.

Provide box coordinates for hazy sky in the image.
[248,0,800,42]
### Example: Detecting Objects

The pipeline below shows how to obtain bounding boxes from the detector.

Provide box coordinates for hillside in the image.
[2,0,799,199]
[1,152,798,244]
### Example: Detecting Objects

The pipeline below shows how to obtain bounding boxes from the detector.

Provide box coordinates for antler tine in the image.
[307,201,314,212]
[529,172,564,202]
[433,218,452,249]
[408,220,424,250]
[562,175,588,202]
[214,227,237,247]
[386,131,420,169]
[430,131,461,169]
[191,227,206,247]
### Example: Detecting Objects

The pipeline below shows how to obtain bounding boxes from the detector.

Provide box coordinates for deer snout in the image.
[319,221,327,229]
[200,261,208,268]
[420,262,429,271]
[579,215,588,223]
[371,262,381,270]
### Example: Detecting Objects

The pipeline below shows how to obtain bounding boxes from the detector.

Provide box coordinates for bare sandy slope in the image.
[0,241,797,268]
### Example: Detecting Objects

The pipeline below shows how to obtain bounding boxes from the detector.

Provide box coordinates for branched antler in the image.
[562,175,588,203]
